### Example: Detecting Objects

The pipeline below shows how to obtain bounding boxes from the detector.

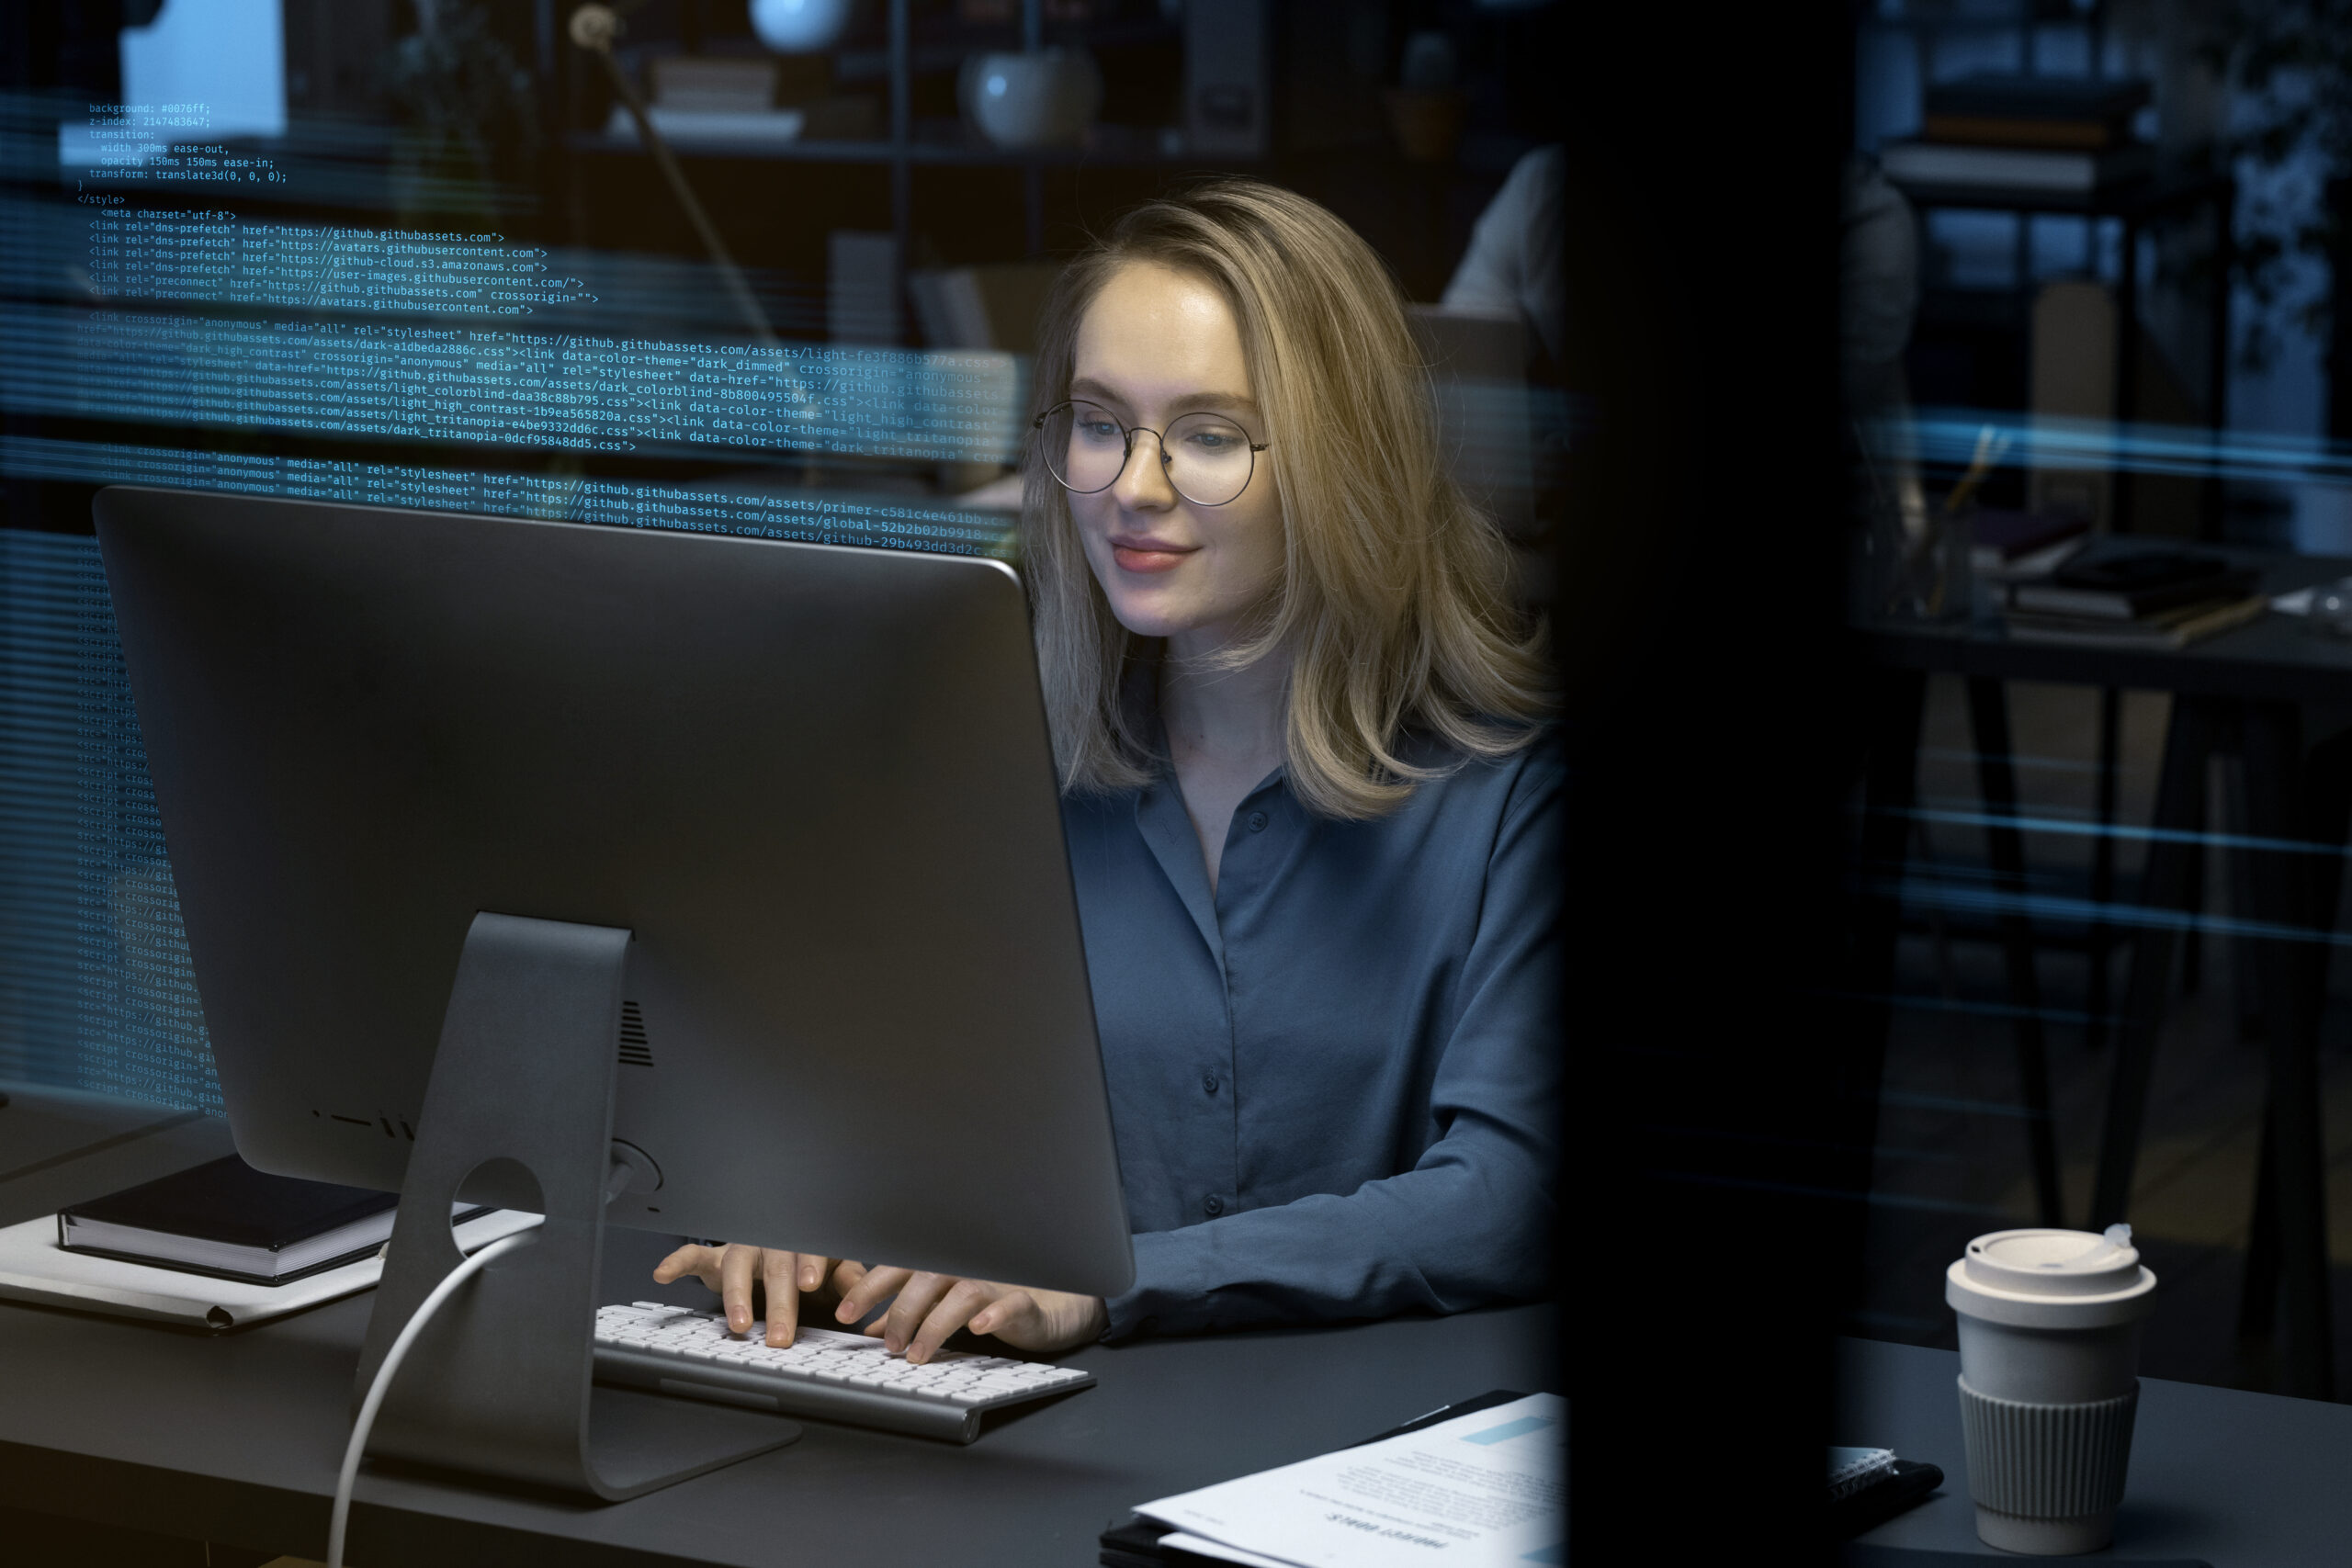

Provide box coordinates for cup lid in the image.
[1946,1225,2157,1328]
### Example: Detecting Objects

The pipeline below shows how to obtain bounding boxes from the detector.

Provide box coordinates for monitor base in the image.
[583,1386,802,1500]
[353,912,794,1501]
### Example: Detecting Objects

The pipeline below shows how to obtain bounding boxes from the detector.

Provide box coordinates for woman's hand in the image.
[830,1263,1107,1364]
[651,1243,859,1348]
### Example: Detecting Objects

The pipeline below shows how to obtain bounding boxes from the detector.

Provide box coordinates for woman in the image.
[657,178,1560,1362]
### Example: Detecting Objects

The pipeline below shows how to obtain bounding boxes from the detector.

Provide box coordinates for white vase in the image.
[961,50,1103,149]
[752,0,852,53]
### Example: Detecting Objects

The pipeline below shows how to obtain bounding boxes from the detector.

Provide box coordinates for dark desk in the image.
[1863,561,2352,1402]
[0,1091,1557,1566]
[1839,1336,2352,1565]
[1860,554,2352,702]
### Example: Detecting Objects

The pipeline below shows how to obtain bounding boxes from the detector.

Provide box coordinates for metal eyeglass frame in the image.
[1030,400,1271,508]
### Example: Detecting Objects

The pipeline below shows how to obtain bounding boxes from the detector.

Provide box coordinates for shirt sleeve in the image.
[1101,750,1563,1339]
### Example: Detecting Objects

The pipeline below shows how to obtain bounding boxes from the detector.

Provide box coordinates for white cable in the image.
[327,1226,538,1568]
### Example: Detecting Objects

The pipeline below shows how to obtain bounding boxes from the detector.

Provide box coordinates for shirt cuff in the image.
[1101,1227,1184,1342]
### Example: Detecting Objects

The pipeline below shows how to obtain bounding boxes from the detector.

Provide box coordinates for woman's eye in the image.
[1186,428,1240,451]
[1078,421,1121,440]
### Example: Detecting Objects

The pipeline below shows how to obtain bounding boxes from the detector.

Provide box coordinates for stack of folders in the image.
[1879,72,2154,194]
[1101,1391,1561,1567]
[2005,544,2267,651]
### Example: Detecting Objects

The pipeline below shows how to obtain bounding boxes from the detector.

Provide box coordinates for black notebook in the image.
[58,1156,480,1286]
[2012,546,2252,621]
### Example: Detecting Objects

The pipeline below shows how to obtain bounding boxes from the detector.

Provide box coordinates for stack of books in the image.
[1879,73,2154,195]
[58,1155,485,1285]
[2005,543,2267,649]
[1968,507,2089,581]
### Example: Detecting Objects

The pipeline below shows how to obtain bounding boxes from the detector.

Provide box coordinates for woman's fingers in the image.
[905,1278,1001,1364]
[877,1271,964,1358]
[975,1286,1108,1352]
[835,1264,910,1327]
[650,1244,855,1346]
[763,1250,807,1347]
[718,1244,764,1334]
[966,1287,1039,1343]
[650,1243,718,1289]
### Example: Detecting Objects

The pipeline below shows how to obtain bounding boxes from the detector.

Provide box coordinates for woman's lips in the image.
[1111,542,1192,573]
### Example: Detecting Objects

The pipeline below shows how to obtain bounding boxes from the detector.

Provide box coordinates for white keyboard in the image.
[591,1301,1094,1443]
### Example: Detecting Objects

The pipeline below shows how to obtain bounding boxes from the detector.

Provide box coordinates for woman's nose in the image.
[1111,430,1177,510]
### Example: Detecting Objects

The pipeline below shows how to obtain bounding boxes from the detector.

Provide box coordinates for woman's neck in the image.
[1159,629,1290,897]
[1159,628,1288,778]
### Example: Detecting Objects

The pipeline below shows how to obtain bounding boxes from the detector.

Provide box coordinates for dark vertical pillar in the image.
[1557,8,1860,1562]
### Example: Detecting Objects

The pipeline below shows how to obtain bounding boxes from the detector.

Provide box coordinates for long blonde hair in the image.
[1021,178,1549,818]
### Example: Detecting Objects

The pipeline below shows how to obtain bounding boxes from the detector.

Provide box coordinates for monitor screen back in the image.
[94,486,1134,1300]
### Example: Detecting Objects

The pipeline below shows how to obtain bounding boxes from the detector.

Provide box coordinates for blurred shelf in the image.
[830,18,1182,85]
[1884,163,2231,218]
[564,123,1220,168]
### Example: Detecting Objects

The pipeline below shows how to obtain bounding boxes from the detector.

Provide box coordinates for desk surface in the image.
[1862,552,2352,702]
[0,1091,1557,1566]
[1839,1337,2352,1566]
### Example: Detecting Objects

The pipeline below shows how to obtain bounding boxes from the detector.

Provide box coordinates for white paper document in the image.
[0,1208,540,1330]
[1136,1391,1565,1568]
[1159,1535,1298,1567]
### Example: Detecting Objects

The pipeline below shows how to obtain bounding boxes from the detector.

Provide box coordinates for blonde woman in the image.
[658,179,1560,1359]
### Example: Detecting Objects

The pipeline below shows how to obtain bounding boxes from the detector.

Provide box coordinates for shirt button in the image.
[1247,810,1269,832]
[1202,1073,1219,1096]
[1203,1194,1225,1217]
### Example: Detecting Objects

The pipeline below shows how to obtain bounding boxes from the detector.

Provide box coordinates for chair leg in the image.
[1967,676,2064,1227]
[2222,754,2267,1041]
[2236,701,2335,1400]
[1851,669,1928,1143]
[2239,1100,2282,1380]
[2182,795,2206,995]
[2092,694,2214,1229]
[2086,687,2124,1051]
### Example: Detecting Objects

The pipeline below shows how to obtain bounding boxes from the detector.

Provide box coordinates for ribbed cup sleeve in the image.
[1957,1375,2139,1520]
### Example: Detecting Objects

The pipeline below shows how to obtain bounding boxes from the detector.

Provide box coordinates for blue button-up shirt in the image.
[1061,734,1563,1338]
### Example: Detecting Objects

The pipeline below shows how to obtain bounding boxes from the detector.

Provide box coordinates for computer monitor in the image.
[93,485,1134,1498]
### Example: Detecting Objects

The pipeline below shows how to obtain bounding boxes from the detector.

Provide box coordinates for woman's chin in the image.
[1102,590,1199,641]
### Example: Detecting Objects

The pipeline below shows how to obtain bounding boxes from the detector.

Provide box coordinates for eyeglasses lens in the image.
[1044,401,1254,506]
[1046,401,1129,494]
[1162,413,1253,506]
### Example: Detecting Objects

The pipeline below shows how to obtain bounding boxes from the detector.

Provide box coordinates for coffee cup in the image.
[1946,1225,2157,1554]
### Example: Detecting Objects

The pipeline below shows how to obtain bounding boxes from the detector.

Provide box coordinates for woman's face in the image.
[1064,262,1283,653]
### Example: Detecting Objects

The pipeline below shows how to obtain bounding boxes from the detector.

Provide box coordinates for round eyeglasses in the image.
[1032,400,1269,508]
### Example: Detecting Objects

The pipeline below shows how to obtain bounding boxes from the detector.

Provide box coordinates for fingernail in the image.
[729,1310,747,1329]
[908,1348,925,1364]
[837,1301,857,1322]
[802,1267,819,1289]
